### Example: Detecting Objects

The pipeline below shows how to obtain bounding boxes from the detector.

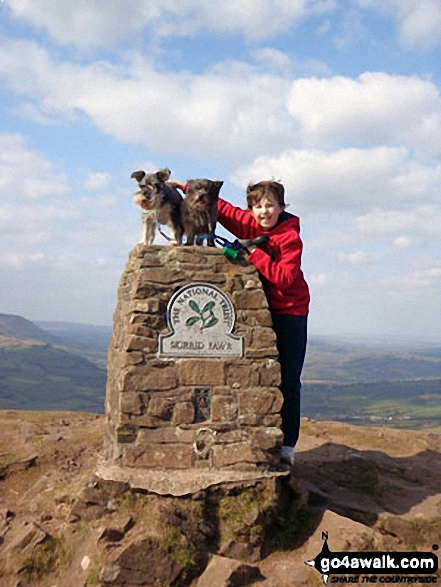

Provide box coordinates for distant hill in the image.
[0,313,57,344]
[1,312,440,428]
[36,321,112,353]
[303,337,441,429]
[0,314,107,413]
[303,337,441,382]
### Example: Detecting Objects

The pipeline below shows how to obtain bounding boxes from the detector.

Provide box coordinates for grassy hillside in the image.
[0,313,57,344]
[35,321,112,367]
[0,338,106,413]
[303,337,441,381]
[303,378,441,429]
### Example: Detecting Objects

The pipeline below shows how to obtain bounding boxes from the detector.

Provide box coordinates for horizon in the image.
[0,1,440,340]
[21,314,441,345]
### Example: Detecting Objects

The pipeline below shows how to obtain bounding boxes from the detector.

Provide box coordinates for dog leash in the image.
[193,233,269,259]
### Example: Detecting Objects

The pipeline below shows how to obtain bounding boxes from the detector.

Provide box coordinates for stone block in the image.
[225,362,259,388]
[171,249,209,264]
[245,347,279,359]
[125,351,145,366]
[212,386,235,396]
[243,278,261,289]
[139,267,183,284]
[179,360,225,385]
[130,299,161,313]
[129,324,158,339]
[232,290,267,310]
[120,393,146,415]
[259,359,281,387]
[215,429,249,444]
[212,442,259,468]
[238,388,283,416]
[125,336,157,353]
[137,427,194,444]
[211,395,238,422]
[122,414,172,428]
[251,327,277,350]
[172,401,195,425]
[122,365,178,391]
[147,397,174,420]
[116,425,138,444]
[124,444,194,469]
[251,427,283,451]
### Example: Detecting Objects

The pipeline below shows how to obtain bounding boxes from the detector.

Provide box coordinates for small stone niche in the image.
[103,245,283,477]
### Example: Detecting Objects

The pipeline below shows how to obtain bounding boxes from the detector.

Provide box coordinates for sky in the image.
[0,0,440,341]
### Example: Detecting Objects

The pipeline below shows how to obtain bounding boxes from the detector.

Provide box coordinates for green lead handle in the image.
[222,246,239,260]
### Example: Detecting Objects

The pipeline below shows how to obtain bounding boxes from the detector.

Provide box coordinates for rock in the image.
[100,563,121,583]
[4,521,49,556]
[0,454,38,479]
[97,516,134,544]
[197,554,265,587]
[81,555,91,571]
[103,536,183,586]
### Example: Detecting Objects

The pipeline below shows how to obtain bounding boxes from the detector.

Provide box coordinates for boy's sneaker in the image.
[280,445,295,466]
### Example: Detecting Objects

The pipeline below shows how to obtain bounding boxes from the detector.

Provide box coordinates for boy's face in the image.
[250,195,284,230]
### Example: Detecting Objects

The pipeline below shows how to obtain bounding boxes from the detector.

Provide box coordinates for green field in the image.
[303,378,441,429]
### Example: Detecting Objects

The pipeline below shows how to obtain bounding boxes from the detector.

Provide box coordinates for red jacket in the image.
[218,198,310,316]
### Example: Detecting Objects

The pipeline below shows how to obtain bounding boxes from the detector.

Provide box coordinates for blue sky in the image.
[0,0,440,340]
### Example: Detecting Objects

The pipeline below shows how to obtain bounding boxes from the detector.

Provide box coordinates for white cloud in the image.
[84,172,111,190]
[287,72,441,154]
[3,38,441,164]
[0,133,69,203]
[380,265,441,292]
[251,48,331,76]
[0,39,297,161]
[358,0,441,51]
[0,132,137,262]
[393,235,411,248]
[338,250,379,265]
[231,147,441,214]
[6,0,337,48]
[355,205,441,237]
[309,272,328,285]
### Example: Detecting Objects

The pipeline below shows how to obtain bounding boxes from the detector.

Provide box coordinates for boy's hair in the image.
[246,181,285,209]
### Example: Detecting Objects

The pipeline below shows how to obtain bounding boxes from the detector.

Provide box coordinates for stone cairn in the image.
[101,244,284,493]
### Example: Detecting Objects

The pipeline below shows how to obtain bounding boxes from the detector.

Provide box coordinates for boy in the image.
[217,181,309,466]
[170,180,309,466]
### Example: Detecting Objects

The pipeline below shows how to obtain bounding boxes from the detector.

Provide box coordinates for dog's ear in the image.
[131,171,145,182]
[211,181,223,195]
[156,168,171,182]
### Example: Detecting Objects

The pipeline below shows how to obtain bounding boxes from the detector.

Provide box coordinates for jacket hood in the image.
[265,211,300,235]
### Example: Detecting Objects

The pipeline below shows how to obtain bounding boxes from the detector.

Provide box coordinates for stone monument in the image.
[98,244,286,495]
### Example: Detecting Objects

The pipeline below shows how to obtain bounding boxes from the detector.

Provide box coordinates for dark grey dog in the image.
[131,168,184,245]
[181,179,223,245]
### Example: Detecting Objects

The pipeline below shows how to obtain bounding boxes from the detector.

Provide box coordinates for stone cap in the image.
[96,458,288,496]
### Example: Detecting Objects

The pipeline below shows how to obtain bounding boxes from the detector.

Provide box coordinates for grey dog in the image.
[131,168,184,245]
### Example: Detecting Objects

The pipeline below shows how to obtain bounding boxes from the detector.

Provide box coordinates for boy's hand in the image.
[166,180,187,191]
[239,235,269,253]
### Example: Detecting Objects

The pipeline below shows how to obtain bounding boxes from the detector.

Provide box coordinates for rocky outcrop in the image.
[1,412,441,587]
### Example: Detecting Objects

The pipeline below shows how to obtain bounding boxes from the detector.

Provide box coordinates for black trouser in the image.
[271,313,308,448]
